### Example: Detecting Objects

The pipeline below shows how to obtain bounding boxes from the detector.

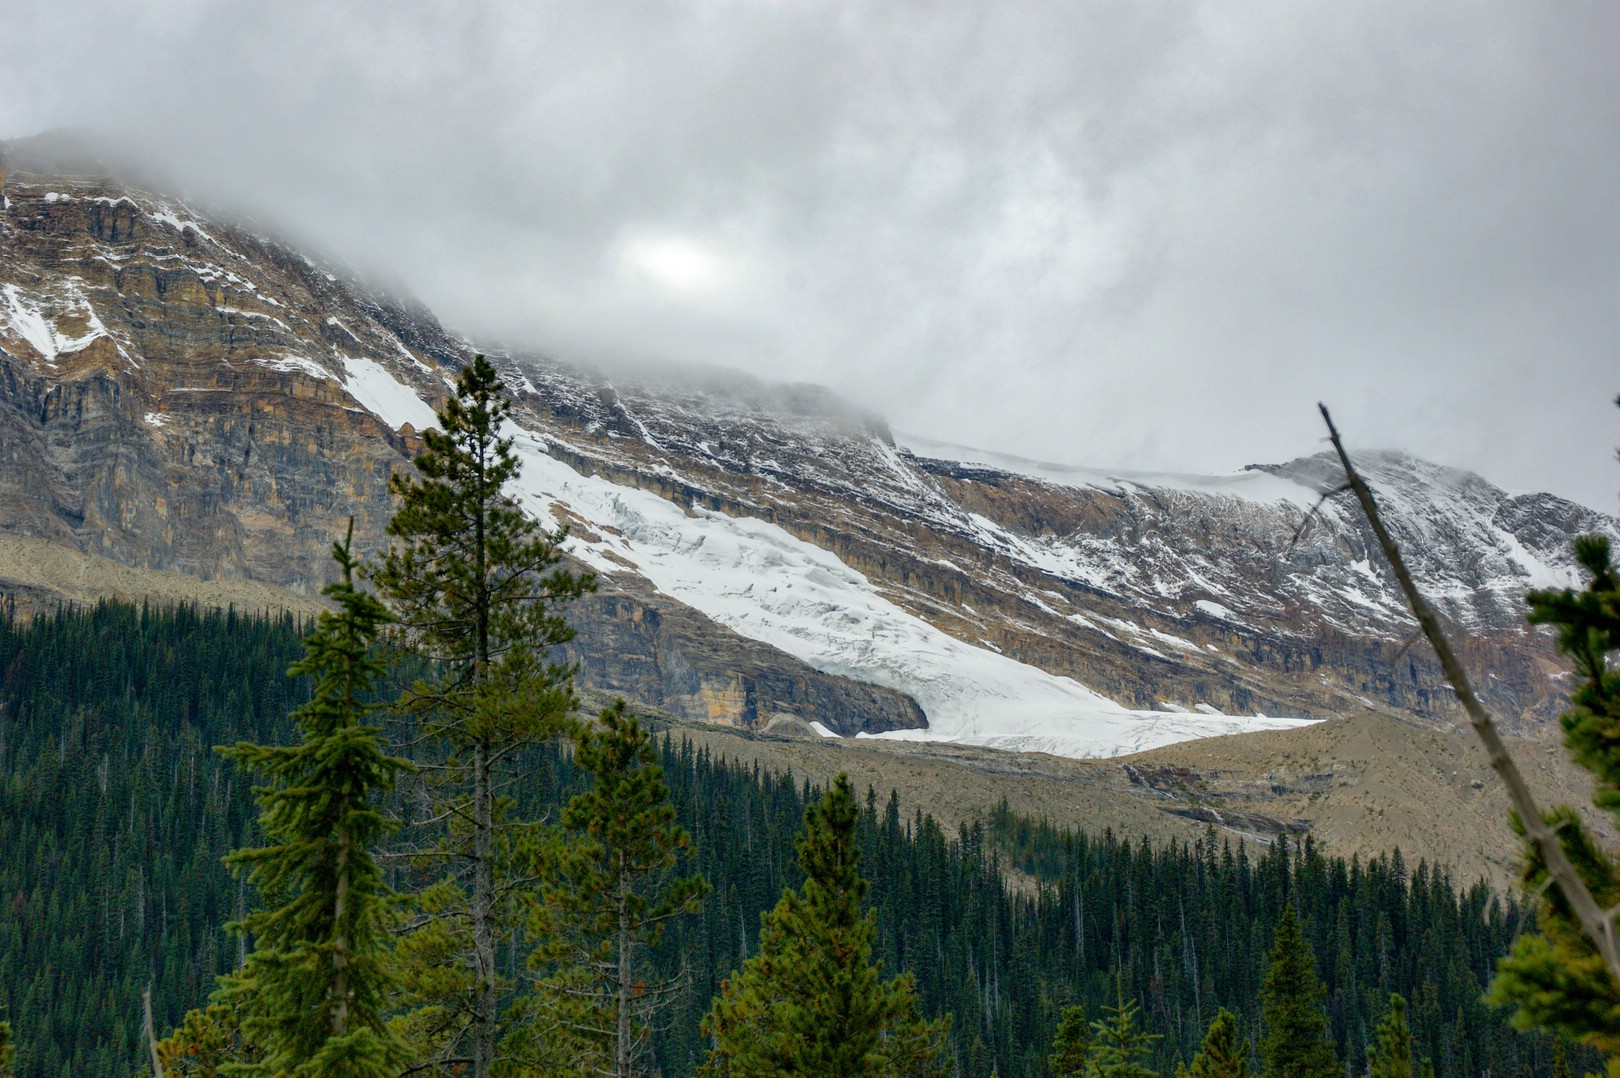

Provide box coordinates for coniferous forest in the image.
[0,599,1587,1077]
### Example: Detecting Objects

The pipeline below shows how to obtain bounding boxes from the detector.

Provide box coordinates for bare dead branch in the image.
[1318,402,1620,987]
[1391,626,1426,662]
[143,984,164,1078]
[1287,482,1354,551]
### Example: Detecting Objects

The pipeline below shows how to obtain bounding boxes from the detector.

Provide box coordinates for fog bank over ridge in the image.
[2,0,1616,511]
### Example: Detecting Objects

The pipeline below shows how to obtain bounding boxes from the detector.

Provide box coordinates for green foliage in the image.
[1257,905,1337,1078]
[1177,1009,1247,1078]
[700,773,950,1078]
[1365,994,1414,1078]
[149,999,258,1076]
[368,354,593,1075]
[212,530,410,1076]
[1491,533,1620,1070]
[518,700,709,1076]
[0,602,318,1076]
[0,1017,15,1078]
[1080,987,1159,1077]
[1048,1005,1091,1076]
[0,602,1593,1076]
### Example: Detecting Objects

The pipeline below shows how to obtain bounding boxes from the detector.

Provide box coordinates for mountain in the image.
[2,142,1614,767]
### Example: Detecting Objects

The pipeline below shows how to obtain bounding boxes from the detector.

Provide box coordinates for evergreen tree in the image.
[1365,994,1414,1078]
[0,1017,14,1078]
[1490,533,1620,1071]
[1257,905,1337,1078]
[1049,1004,1091,1076]
[212,527,409,1077]
[1081,986,1159,1078]
[369,354,593,1078]
[518,700,709,1076]
[1178,1008,1248,1078]
[699,773,951,1078]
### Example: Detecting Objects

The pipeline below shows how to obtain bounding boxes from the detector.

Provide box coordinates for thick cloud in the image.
[5,1,1616,509]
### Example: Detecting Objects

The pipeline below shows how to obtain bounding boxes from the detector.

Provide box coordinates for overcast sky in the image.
[5,1,1617,510]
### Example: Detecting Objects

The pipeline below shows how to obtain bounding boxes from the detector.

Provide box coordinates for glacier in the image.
[342,365,1313,759]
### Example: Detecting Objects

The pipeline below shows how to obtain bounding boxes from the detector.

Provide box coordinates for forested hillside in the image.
[0,604,1582,1076]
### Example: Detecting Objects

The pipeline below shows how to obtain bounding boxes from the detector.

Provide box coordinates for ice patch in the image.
[149,207,218,246]
[339,355,439,431]
[259,354,334,382]
[809,721,840,738]
[0,284,111,361]
[1194,599,1237,621]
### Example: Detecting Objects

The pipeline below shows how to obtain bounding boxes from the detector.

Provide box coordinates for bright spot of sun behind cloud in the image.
[619,234,730,293]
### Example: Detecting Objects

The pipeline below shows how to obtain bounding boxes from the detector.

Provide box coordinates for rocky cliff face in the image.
[0,149,923,736]
[2,147,1612,752]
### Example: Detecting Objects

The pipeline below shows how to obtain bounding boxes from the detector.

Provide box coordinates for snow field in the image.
[329,356,1311,759]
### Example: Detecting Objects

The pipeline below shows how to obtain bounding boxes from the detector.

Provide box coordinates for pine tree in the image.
[370,354,593,1077]
[699,773,951,1078]
[1049,1004,1091,1076]
[1365,994,1414,1078]
[0,1016,14,1078]
[1489,533,1620,1070]
[1258,905,1338,1078]
[212,526,410,1077]
[1178,1008,1248,1078]
[518,700,709,1076]
[1082,985,1160,1078]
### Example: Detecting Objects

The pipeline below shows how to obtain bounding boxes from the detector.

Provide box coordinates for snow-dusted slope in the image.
[346,362,1309,757]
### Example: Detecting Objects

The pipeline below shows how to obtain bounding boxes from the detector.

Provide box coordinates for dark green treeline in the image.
[0,604,1566,1076]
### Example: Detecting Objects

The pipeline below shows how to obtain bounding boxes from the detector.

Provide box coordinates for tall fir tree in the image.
[370,354,593,1078]
[212,526,410,1076]
[517,700,709,1076]
[1178,1008,1248,1078]
[700,773,951,1078]
[1257,905,1338,1078]
[1048,1004,1092,1076]
[1489,532,1620,1073]
[1365,994,1414,1078]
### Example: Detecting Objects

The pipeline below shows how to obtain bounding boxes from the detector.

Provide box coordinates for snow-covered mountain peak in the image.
[4,158,1615,758]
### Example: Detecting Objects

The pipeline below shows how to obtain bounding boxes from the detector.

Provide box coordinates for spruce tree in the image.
[1049,1004,1091,1076]
[518,700,709,1076]
[1257,905,1338,1078]
[1489,533,1620,1069]
[1081,986,1160,1078]
[213,526,410,1076]
[1178,1008,1248,1078]
[699,773,951,1078]
[1365,994,1414,1078]
[370,354,593,1077]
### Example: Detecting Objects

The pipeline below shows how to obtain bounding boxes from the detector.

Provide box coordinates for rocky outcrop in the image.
[563,577,925,735]
[0,157,925,736]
